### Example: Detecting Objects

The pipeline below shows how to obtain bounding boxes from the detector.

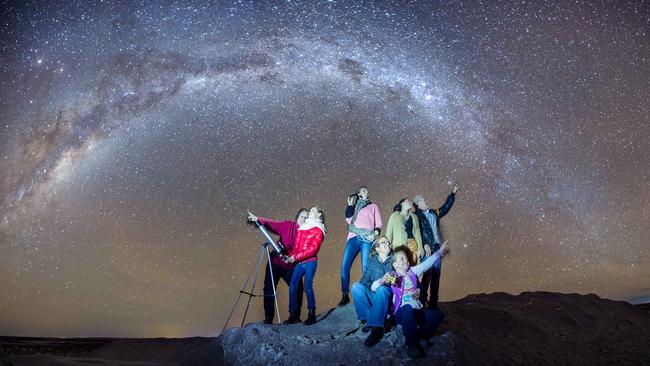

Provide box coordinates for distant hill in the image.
[2,292,649,365]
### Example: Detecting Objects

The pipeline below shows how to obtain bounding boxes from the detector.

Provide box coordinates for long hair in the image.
[312,206,326,226]
[393,198,407,212]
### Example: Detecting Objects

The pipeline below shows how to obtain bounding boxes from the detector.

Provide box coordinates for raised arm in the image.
[257,217,292,236]
[436,190,456,218]
[412,241,449,276]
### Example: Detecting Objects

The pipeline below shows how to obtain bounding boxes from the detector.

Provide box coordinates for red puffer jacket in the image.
[291,226,325,263]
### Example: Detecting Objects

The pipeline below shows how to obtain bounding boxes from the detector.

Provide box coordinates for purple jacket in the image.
[389,270,419,314]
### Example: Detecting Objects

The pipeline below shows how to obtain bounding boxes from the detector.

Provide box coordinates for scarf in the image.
[347,224,375,242]
[347,198,374,241]
[299,217,326,234]
[351,198,369,224]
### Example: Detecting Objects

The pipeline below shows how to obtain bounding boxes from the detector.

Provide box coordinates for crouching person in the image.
[351,235,394,347]
[390,242,449,359]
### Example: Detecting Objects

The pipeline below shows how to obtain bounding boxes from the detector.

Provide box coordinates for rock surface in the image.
[3,292,650,366]
[187,292,650,366]
[184,304,455,366]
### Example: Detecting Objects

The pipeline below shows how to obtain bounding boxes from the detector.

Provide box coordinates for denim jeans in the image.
[351,282,392,327]
[419,245,442,307]
[340,236,372,293]
[264,263,303,320]
[394,304,445,346]
[289,260,318,312]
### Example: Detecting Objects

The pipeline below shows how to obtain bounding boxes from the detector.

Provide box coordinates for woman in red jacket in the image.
[283,206,326,325]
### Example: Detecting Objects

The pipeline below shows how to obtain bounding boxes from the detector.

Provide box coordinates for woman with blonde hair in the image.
[283,206,326,325]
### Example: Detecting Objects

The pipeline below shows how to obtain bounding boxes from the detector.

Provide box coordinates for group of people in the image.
[246,184,459,359]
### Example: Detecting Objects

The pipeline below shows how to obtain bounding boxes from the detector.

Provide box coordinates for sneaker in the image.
[407,344,425,359]
[263,317,273,324]
[364,327,384,347]
[337,292,350,306]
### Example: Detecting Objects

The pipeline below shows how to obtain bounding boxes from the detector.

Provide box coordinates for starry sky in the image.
[0,0,648,338]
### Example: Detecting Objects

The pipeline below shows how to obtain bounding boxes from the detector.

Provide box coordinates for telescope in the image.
[254,221,287,256]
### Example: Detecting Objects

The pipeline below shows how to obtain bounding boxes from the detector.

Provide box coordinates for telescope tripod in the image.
[222,242,282,332]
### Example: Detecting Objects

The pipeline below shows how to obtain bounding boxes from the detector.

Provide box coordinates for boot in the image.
[303,309,317,325]
[283,312,301,325]
[364,327,384,347]
[407,344,425,359]
[337,292,350,306]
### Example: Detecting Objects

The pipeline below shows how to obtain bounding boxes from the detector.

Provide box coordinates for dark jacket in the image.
[414,193,455,248]
[359,254,394,289]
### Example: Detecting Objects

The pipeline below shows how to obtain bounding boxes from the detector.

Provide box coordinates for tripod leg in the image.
[222,245,266,333]
[266,248,282,323]
[241,244,266,327]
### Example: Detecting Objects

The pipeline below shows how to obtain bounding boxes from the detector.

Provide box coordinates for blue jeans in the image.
[289,260,318,312]
[351,282,392,327]
[394,305,445,346]
[340,236,372,293]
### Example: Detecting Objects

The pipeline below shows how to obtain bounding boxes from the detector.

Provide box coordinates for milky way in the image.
[0,1,648,337]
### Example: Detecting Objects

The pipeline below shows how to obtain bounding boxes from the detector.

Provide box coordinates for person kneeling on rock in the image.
[387,242,449,359]
[351,235,394,347]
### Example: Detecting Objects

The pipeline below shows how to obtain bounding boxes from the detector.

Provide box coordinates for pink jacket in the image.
[346,203,382,241]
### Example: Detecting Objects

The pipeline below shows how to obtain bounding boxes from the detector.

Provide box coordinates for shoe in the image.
[283,312,301,324]
[383,316,395,333]
[303,309,317,325]
[407,344,425,359]
[418,338,432,349]
[364,327,384,347]
[263,317,273,324]
[337,292,350,306]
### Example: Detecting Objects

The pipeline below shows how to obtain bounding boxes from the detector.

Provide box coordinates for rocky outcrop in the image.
[189,292,650,366]
[184,304,456,366]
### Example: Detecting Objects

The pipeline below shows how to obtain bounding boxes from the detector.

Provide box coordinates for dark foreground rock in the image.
[3,292,650,366]
[187,292,650,366]
[183,304,455,366]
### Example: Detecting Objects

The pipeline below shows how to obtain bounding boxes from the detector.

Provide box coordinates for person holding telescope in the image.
[247,209,308,324]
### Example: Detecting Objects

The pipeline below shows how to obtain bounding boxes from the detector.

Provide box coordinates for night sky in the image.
[1,0,648,338]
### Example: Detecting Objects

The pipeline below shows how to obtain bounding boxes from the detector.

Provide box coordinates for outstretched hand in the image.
[452,184,460,194]
[247,211,258,222]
